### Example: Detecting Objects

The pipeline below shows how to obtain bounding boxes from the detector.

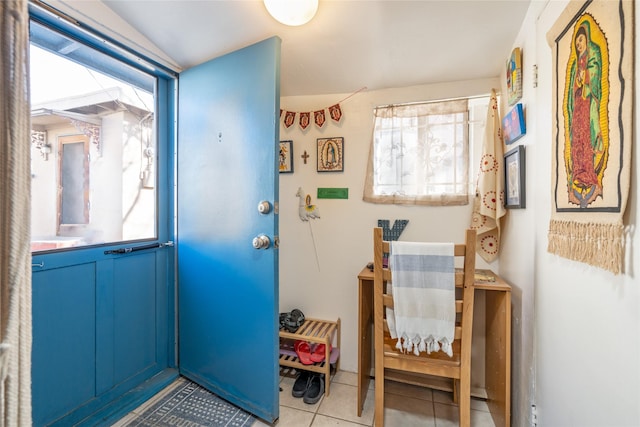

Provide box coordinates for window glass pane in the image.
[30,21,157,252]
[60,138,88,225]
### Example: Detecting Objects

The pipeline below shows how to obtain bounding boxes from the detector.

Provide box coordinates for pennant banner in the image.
[279,87,367,131]
[328,104,342,122]
[299,112,310,130]
[283,111,296,128]
[314,109,326,128]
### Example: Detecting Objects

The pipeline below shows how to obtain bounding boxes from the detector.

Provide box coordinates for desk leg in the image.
[357,278,373,417]
[485,289,511,427]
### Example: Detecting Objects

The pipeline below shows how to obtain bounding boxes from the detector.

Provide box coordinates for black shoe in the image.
[303,374,324,404]
[292,371,312,398]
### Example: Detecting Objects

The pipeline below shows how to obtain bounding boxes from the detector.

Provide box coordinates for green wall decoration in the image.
[317,188,348,199]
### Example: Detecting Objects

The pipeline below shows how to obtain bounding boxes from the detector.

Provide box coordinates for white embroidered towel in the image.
[388,241,455,357]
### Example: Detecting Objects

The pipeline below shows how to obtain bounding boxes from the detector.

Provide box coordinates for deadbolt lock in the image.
[258,201,271,214]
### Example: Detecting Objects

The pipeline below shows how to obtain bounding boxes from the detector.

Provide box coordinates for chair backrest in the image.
[373,227,477,360]
[372,227,477,427]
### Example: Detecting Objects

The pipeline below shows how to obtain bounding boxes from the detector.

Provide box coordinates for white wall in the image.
[499,3,541,425]
[529,1,639,426]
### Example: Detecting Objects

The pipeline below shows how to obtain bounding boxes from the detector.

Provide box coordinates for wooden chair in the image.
[373,227,476,427]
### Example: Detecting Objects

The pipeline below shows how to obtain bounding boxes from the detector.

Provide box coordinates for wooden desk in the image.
[357,266,511,427]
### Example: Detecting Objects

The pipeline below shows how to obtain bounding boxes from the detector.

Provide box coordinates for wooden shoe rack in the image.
[279,317,340,396]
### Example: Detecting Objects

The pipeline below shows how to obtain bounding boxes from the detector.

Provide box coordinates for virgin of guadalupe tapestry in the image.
[547,0,633,274]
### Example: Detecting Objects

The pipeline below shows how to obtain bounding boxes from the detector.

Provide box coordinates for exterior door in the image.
[57,135,90,234]
[177,37,281,423]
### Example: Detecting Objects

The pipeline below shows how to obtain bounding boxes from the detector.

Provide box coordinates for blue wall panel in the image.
[113,253,157,383]
[32,264,97,426]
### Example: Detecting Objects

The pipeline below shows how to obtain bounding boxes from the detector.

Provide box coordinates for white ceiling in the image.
[101,0,532,97]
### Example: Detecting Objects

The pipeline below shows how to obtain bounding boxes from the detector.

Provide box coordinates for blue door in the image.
[177,37,281,423]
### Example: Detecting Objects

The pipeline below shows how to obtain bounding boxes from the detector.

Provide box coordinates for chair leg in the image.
[458,375,471,427]
[374,375,384,427]
[452,379,459,404]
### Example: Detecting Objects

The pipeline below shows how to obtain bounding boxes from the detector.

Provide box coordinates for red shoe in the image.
[294,340,313,365]
[310,343,331,363]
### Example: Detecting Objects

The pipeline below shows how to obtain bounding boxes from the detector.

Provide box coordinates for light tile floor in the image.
[116,369,497,427]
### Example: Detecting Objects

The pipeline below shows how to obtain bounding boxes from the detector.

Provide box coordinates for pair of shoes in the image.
[279,309,305,333]
[310,343,332,363]
[295,341,332,364]
[291,371,325,404]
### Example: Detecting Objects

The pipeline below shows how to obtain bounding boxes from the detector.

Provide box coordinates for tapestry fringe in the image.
[547,220,624,275]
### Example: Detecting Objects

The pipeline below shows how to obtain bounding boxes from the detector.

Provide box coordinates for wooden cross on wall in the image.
[301,150,310,164]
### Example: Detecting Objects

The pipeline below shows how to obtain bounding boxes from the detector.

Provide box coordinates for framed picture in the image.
[279,140,293,173]
[504,145,525,209]
[317,137,344,172]
[506,47,523,106]
[502,103,526,145]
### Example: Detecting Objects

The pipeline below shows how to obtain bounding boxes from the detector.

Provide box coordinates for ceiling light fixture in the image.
[264,0,318,26]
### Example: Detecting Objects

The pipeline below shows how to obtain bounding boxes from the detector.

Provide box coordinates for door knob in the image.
[252,234,271,249]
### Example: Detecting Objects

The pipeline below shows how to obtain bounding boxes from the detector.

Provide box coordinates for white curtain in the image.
[1,0,33,425]
[363,99,469,206]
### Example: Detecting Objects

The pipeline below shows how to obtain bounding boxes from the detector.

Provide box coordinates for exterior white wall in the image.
[120,112,156,242]
[31,135,58,238]
[94,112,125,242]
[98,110,155,243]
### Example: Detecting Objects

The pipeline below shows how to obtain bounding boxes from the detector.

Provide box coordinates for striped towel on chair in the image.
[388,241,455,357]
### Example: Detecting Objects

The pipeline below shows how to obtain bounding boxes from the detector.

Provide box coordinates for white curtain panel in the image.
[0,0,33,425]
[363,99,469,206]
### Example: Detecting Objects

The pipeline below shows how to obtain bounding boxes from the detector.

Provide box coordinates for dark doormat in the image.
[121,378,256,426]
